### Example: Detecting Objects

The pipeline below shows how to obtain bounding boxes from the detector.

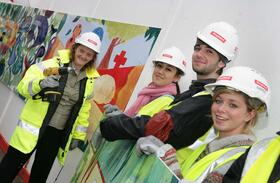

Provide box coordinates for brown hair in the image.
[195,39,227,75]
[70,43,97,70]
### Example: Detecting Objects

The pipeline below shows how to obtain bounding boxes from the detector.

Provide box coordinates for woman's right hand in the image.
[39,75,60,89]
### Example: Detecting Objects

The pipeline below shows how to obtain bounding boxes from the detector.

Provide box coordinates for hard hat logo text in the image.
[210,31,226,43]
[87,39,97,46]
[162,54,173,59]
[217,76,232,81]
[255,80,268,91]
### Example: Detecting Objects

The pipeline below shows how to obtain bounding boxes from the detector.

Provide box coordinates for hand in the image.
[40,75,60,89]
[157,144,183,179]
[103,104,122,118]
[135,135,164,156]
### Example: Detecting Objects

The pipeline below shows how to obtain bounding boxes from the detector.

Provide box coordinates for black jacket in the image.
[100,79,215,149]
[223,131,280,183]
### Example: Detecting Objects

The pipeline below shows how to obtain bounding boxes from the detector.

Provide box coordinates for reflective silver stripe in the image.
[28,79,36,96]
[188,127,217,150]
[241,137,274,178]
[36,62,47,72]
[27,63,47,96]
[195,146,248,182]
[17,120,39,136]
[75,125,87,133]
[192,90,210,97]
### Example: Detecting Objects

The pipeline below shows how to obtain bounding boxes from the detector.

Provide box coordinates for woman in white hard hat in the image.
[0,31,102,183]
[103,46,186,118]
[136,66,270,182]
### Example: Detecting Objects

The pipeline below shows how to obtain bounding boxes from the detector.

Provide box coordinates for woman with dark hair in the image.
[103,46,186,118]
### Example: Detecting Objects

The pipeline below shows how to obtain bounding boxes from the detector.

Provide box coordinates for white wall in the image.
[0,0,279,182]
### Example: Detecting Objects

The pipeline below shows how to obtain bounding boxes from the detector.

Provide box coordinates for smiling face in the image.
[73,44,97,70]
[152,61,181,87]
[192,43,225,79]
[211,90,257,138]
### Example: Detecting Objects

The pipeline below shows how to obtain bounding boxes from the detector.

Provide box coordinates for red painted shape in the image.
[114,50,127,68]
[97,161,105,183]
[0,133,8,153]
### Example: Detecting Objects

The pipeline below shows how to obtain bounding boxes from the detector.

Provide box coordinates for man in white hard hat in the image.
[100,21,239,150]
[0,31,102,182]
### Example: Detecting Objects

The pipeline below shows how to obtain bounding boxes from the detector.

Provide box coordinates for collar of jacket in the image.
[191,79,217,87]
[172,78,216,104]
[189,79,216,95]
[207,134,256,153]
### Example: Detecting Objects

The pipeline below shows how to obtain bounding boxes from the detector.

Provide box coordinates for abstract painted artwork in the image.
[0,2,161,110]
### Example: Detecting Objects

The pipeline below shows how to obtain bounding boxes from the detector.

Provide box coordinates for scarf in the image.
[124,82,177,117]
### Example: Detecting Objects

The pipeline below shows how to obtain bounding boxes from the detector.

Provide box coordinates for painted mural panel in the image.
[0,2,160,111]
[71,139,180,183]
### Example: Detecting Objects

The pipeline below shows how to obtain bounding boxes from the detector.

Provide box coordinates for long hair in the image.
[70,43,97,70]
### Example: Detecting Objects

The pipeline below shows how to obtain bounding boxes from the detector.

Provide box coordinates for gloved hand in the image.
[136,135,164,156]
[40,75,60,89]
[103,104,122,118]
[136,135,182,179]
[69,138,82,151]
[157,144,183,179]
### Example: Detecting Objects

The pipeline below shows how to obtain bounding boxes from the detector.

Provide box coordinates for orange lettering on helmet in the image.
[182,60,187,66]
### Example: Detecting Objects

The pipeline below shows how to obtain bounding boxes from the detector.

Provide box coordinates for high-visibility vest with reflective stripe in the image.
[241,136,280,183]
[182,145,249,182]
[137,94,174,117]
[10,49,99,165]
[177,127,217,166]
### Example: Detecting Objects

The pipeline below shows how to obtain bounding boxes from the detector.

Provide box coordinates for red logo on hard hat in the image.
[255,80,268,91]
[87,39,97,46]
[182,60,187,66]
[162,54,173,59]
[211,31,226,43]
[218,76,232,81]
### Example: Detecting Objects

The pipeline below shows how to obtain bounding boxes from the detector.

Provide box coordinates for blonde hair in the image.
[213,87,264,135]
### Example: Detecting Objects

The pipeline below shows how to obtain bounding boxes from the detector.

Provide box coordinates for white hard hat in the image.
[205,66,270,113]
[197,21,239,62]
[153,46,187,75]
[75,32,101,53]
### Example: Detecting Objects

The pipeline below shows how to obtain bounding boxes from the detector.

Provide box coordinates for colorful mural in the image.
[0,2,161,111]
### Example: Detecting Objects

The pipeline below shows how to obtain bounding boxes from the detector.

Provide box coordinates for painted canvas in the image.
[71,139,180,183]
[0,2,161,111]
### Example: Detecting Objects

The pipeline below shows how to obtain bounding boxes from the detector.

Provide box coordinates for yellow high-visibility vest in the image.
[182,145,249,182]
[241,136,280,183]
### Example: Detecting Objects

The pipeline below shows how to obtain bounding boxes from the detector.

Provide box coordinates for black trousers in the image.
[0,126,63,183]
